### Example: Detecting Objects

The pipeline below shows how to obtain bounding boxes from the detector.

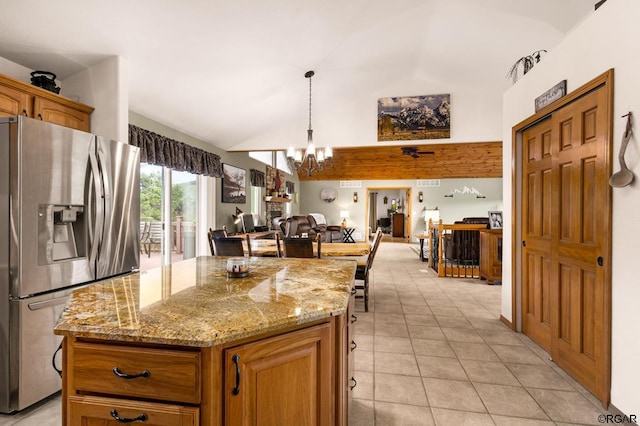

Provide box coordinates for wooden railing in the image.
[427,219,488,278]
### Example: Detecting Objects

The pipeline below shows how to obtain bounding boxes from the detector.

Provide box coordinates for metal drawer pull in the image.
[351,287,357,296]
[350,340,357,351]
[37,113,43,120]
[349,377,357,390]
[112,367,150,379]
[232,354,241,395]
[351,314,357,324]
[110,409,148,423]
[22,109,28,116]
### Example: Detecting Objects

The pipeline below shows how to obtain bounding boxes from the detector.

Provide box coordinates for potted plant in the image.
[506,49,547,83]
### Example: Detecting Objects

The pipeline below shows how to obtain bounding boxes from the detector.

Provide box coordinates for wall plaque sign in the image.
[535,80,567,112]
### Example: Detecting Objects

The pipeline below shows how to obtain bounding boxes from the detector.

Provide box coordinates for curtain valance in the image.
[285,181,295,194]
[250,169,266,187]
[128,124,223,178]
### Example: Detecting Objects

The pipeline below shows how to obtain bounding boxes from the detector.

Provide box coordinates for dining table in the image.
[227,230,276,239]
[243,239,370,264]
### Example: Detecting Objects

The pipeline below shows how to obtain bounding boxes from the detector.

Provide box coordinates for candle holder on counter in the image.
[227,257,249,278]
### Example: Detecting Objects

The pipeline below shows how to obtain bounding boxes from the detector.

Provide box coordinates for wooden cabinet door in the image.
[346,293,356,424]
[33,96,91,131]
[392,213,405,237]
[335,293,355,426]
[0,82,31,117]
[480,230,502,284]
[68,395,199,426]
[225,323,333,426]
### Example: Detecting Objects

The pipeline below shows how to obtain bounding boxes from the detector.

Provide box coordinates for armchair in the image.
[308,213,343,243]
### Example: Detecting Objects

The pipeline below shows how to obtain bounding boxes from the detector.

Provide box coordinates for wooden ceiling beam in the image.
[296,141,503,181]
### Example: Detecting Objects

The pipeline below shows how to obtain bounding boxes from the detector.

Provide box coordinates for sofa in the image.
[273,214,343,242]
[308,213,343,242]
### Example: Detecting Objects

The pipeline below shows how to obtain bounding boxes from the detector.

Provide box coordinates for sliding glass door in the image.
[139,164,200,271]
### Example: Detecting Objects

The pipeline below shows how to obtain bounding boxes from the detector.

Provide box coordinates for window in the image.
[250,150,292,175]
[275,151,292,174]
[251,186,264,226]
[249,151,273,166]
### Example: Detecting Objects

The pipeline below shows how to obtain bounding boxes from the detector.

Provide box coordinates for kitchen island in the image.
[54,256,357,426]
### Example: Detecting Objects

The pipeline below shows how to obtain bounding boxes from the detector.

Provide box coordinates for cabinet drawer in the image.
[68,395,199,426]
[71,342,201,404]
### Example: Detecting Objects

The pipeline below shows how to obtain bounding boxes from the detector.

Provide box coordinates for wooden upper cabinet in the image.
[0,80,32,117]
[0,73,94,131]
[33,97,91,132]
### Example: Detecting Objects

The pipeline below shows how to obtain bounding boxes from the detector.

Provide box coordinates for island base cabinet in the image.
[224,323,333,426]
[68,395,199,425]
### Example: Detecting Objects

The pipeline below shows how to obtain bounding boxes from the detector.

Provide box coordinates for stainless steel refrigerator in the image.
[0,116,140,413]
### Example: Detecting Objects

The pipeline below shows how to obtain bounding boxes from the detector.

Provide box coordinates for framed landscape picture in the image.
[377,94,451,141]
[222,164,246,203]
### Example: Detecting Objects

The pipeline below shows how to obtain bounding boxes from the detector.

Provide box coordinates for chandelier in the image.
[286,70,332,176]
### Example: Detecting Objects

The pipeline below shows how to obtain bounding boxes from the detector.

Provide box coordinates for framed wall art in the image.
[320,188,337,203]
[222,164,246,203]
[377,94,451,141]
[488,211,503,230]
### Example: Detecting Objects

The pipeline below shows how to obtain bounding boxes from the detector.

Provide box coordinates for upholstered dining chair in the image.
[207,227,229,255]
[282,234,321,259]
[355,229,383,312]
[211,237,245,257]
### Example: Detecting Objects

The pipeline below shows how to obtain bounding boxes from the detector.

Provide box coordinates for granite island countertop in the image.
[54,256,356,347]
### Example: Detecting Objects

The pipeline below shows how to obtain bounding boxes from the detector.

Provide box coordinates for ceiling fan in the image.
[401,147,435,158]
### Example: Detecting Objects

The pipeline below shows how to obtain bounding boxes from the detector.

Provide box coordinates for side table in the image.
[342,227,356,243]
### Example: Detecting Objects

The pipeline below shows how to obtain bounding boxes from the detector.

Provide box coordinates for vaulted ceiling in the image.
[0,0,595,153]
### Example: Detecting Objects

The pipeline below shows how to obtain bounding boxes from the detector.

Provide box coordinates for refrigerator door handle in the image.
[88,143,104,267]
[27,295,69,311]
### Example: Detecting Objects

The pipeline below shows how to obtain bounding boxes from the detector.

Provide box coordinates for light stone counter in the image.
[54,256,356,347]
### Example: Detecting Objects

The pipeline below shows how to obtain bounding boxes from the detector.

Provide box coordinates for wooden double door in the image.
[519,71,612,406]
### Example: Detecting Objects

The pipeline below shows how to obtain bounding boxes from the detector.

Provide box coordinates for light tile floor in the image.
[0,242,628,425]
[350,242,627,426]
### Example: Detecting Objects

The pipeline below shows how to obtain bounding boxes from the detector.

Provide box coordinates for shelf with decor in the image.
[264,196,291,203]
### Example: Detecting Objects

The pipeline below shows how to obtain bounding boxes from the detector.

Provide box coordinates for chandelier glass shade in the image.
[287,70,332,176]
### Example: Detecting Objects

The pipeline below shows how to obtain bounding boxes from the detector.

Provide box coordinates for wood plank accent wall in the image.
[296,141,502,181]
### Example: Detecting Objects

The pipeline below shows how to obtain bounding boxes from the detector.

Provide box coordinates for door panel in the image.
[520,78,611,406]
[11,288,72,411]
[521,118,553,351]
[95,136,140,279]
[13,117,95,296]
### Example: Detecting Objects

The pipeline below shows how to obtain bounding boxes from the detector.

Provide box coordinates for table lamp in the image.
[340,210,349,227]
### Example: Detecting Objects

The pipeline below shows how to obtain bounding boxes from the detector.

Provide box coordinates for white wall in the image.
[502,0,640,415]
[0,57,32,81]
[237,81,504,152]
[0,55,128,142]
[63,56,129,142]
[300,178,502,241]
